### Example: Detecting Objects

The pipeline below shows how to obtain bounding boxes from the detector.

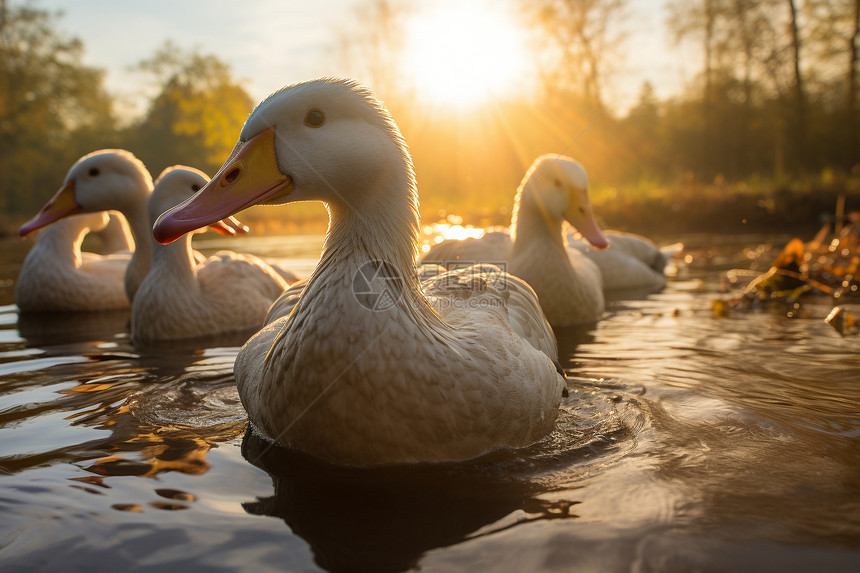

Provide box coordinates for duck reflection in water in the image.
[240,431,581,573]
[16,308,131,347]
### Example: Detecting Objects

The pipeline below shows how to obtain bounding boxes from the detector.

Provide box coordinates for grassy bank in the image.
[2,176,858,240]
[587,177,860,236]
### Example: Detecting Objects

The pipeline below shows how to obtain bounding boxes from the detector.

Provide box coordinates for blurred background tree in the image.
[0,0,115,218]
[123,41,255,180]
[0,0,858,234]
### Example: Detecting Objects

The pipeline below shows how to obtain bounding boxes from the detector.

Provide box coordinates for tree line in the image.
[1,0,858,232]
[0,1,253,223]
[336,0,859,231]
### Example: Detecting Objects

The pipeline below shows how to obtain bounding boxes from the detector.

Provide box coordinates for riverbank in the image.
[2,177,857,239]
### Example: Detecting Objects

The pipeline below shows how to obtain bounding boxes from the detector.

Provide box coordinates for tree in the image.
[619,81,668,180]
[786,0,808,172]
[524,0,627,114]
[804,0,860,171]
[0,0,116,218]
[847,0,859,170]
[666,0,819,178]
[126,42,254,178]
[334,0,414,115]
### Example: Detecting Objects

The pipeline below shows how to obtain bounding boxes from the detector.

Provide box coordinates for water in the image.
[0,232,858,573]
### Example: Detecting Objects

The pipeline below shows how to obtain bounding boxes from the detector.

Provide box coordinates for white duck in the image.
[131,166,289,342]
[19,150,296,302]
[153,78,564,467]
[19,149,157,302]
[421,155,609,326]
[15,211,131,312]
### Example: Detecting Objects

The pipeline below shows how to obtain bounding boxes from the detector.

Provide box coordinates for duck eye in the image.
[191,184,200,192]
[553,178,562,187]
[304,109,325,128]
[89,167,100,177]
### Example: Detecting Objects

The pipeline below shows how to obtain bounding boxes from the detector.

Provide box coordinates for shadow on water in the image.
[16,309,131,346]
[239,375,647,573]
[553,322,598,364]
[242,431,565,573]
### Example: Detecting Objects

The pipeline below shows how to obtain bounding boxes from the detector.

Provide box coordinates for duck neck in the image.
[296,163,441,330]
[149,233,197,285]
[510,193,566,257]
[122,202,153,301]
[324,200,418,281]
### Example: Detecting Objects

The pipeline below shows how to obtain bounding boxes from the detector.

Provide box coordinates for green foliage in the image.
[0,5,254,230]
[0,0,116,217]
[124,41,254,179]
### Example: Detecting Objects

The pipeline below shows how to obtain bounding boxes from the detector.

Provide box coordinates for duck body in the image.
[15,212,130,312]
[242,235,561,466]
[131,167,288,342]
[154,78,564,466]
[420,263,558,360]
[421,155,608,326]
[568,230,674,292]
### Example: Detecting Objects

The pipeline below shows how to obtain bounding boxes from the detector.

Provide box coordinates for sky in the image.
[37,0,692,117]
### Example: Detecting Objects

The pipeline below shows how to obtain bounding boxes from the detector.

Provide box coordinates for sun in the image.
[399,1,532,109]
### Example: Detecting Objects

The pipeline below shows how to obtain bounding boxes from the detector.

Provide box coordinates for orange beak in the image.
[19,180,83,237]
[153,126,292,244]
[563,188,609,250]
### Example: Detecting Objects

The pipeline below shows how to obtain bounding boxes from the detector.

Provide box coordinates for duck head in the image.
[19,150,153,237]
[153,78,412,244]
[149,166,248,237]
[515,154,609,249]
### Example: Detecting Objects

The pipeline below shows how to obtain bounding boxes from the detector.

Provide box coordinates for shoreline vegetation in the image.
[3,175,858,240]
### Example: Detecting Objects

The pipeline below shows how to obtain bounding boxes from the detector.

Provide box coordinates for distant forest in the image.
[1,0,858,234]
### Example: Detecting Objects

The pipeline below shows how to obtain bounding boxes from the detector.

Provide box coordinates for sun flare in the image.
[400,2,532,109]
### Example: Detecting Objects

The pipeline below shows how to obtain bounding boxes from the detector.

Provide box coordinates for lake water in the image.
[0,232,858,573]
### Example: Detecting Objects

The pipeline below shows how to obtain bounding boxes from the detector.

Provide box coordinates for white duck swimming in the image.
[154,78,564,466]
[15,211,131,312]
[421,155,609,326]
[19,150,296,302]
[131,166,289,342]
[20,150,157,302]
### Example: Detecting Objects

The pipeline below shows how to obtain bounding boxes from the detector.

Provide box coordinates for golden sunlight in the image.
[420,221,486,253]
[400,2,532,109]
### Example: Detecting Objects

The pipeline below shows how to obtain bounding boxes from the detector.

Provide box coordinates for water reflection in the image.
[1,233,859,572]
[0,331,246,478]
[241,431,581,573]
[238,375,648,573]
[16,309,130,346]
